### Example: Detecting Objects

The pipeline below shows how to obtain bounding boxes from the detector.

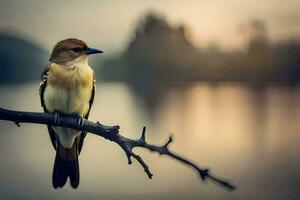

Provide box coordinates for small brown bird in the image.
[39,38,102,188]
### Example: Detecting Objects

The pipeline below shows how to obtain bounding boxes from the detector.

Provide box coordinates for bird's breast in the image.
[44,63,94,116]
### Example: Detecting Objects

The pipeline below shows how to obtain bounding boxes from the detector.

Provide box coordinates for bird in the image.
[39,38,102,189]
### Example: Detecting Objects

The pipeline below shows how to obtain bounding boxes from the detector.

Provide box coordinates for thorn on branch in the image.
[140,126,146,143]
[127,154,132,165]
[199,169,209,180]
[164,135,173,148]
[122,145,133,165]
[15,121,20,127]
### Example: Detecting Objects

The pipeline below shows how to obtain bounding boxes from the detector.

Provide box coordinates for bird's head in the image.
[49,38,103,64]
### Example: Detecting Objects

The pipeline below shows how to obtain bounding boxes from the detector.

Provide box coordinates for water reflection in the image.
[0,82,299,199]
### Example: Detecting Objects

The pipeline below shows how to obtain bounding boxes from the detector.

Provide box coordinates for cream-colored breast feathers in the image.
[44,57,94,117]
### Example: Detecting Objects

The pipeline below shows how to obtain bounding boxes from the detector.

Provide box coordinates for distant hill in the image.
[101,12,300,85]
[0,34,48,83]
[101,13,199,83]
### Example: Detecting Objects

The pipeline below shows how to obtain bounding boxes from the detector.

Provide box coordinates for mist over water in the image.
[0,82,299,199]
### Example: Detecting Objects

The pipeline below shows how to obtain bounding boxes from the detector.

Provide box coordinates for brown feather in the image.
[50,38,87,62]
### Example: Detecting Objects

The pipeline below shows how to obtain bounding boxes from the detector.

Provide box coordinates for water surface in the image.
[0,83,299,199]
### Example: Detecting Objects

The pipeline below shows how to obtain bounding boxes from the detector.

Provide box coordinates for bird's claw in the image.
[77,116,84,129]
[54,111,61,127]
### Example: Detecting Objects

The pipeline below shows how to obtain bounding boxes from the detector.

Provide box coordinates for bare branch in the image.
[0,107,236,191]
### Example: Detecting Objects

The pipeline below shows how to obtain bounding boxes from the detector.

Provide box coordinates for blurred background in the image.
[0,0,300,199]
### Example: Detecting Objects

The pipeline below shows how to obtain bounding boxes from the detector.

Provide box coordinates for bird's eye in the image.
[71,48,83,52]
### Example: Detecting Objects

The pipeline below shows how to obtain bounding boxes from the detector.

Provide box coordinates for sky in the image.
[0,0,300,54]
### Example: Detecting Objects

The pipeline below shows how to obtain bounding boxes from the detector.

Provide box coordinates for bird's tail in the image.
[52,141,79,189]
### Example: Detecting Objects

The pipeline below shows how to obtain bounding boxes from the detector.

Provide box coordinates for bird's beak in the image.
[86,48,103,55]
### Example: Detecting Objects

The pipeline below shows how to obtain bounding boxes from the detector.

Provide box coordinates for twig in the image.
[0,107,236,191]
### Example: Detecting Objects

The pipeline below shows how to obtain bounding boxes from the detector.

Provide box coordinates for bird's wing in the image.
[39,64,58,150]
[77,72,96,153]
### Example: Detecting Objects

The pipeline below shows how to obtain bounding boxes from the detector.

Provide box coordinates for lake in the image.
[0,82,299,199]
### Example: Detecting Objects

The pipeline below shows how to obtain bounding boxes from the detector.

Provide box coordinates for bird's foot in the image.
[54,110,61,127]
[77,116,85,130]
